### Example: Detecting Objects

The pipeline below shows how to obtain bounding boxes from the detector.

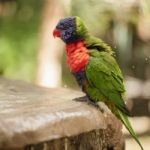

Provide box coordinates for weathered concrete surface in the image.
[0,78,124,150]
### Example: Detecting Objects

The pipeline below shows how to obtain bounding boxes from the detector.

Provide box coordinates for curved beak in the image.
[53,29,61,38]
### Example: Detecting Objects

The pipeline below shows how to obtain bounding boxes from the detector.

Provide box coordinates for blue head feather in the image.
[56,17,77,43]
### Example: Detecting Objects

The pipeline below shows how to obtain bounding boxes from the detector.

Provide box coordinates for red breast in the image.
[66,40,89,73]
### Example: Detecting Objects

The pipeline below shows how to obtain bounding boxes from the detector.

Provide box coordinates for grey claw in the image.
[72,96,88,102]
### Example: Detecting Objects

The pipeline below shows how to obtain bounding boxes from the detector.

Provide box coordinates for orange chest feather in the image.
[66,40,89,73]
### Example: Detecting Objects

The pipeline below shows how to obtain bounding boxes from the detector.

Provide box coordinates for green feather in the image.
[85,51,129,115]
[85,36,113,54]
[85,50,143,149]
[118,110,144,150]
[75,16,113,54]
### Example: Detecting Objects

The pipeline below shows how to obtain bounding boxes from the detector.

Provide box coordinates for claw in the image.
[72,96,88,102]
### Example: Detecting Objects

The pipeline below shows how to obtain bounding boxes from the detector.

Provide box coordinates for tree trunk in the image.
[36,0,64,87]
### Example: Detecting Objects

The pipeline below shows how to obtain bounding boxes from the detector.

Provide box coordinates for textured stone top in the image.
[0,78,121,149]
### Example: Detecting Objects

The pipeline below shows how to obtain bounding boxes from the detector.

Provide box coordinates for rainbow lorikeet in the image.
[53,16,143,150]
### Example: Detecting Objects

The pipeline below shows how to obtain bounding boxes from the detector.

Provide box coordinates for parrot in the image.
[53,16,144,150]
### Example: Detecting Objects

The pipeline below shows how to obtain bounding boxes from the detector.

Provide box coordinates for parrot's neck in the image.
[66,40,89,73]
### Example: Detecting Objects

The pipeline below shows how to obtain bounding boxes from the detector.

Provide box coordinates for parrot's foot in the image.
[88,101,105,113]
[87,100,100,109]
[73,96,98,108]
[73,96,104,112]
[73,96,88,102]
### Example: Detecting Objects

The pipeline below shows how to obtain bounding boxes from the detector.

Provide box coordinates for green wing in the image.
[85,50,130,115]
[85,50,144,150]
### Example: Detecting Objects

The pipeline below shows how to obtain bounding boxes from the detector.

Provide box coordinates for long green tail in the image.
[118,110,144,150]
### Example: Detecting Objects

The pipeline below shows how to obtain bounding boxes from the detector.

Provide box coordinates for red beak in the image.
[53,29,61,38]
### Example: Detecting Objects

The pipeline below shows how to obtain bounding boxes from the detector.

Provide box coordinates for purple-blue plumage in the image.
[56,17,77,43]
[74,70,86,90]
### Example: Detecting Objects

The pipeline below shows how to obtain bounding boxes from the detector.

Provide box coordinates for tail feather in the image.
[118,110,144,150]
[118,104,132,117]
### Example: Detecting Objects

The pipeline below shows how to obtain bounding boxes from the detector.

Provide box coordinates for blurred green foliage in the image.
[0,0,42,81]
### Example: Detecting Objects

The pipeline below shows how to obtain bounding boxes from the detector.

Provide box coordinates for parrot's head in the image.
[53,16,88,43]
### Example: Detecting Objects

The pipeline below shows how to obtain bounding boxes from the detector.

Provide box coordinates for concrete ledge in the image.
[0,78,124,150]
